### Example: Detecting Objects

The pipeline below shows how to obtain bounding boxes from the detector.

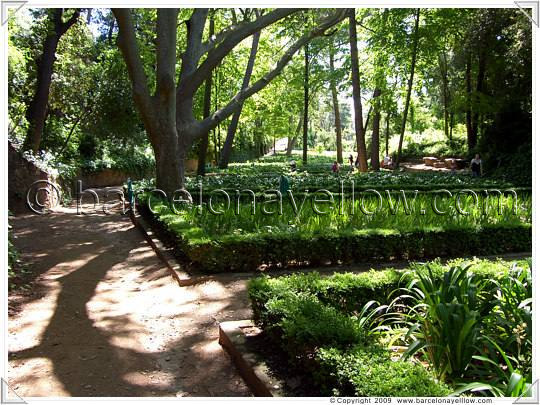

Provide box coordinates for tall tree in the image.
[348,8,368,171]
[465,50,474,150]
[302,43,309,164]
[394,8,421,169]
[328,40,343,163]
[439,50,450,139]
[113,8,347,194]
[371,88,381,170]
[23,8,80,153]
[197,12,215,176]
[287,114,302,155]
[219,10,262,168]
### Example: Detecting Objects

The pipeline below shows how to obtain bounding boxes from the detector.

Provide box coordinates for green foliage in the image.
[8,216,29,290]
[265,293,366,357]
[316,345,452,396]
[248,259,531,397]
[248,259,520,324]
[8,235,19,281]
[144,192,531,272]
[182,168,520,197]
[485,262,532,372]
[455,337,531,397]
[399,264,493,380]
[395,262,532,395]
[249,268,450,396]
[170,191,530,236]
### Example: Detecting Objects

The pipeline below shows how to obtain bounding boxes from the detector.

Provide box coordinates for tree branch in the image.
[178,9,209,82]
[112,9,155,134]
[156,9,179,99]
[178,8,303,98]
[56,9,81,35]
[196,9,348,136]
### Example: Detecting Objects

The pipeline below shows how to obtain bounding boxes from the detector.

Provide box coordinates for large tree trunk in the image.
[329,42,343,163]
[348,9,368,172]
[23,9,80,153]
[197,15,214,176]
[371,88,381,171]
[114,8,347,193]
[219,18,261,168]
[394,8,420,169]
[153,127,183,196]
[302,43,309,164]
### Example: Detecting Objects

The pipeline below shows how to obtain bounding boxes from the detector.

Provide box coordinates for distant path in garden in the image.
[8,196,251,397]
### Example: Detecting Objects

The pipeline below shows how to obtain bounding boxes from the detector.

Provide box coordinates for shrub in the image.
[265,293,366,358]
[248,259,530,397]
[144,194,531,272]
[315,345,452,397]
[396,262,532,394]
[248,259,520,324]
[484,261,532,374]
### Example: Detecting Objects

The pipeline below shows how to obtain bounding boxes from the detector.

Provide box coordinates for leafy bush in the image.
[248,259,531,397]
[265,293,366,358]
[485,262,532,373]
[394,262,533,395]
[315,345,452,396]
[248,259,520,324]
[8,237,19,281]
[183,170,520,196]
[455,337,532,397]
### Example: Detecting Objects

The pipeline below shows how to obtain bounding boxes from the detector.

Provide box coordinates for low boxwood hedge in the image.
[315,345,452,397]
[140,198,531,273]
[248,259,521,325]
[248,259,526,397]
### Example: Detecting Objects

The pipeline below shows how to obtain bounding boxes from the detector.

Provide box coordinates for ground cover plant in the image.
[139,186,531,272]
[247,259,532,397]
[183,167,524,193]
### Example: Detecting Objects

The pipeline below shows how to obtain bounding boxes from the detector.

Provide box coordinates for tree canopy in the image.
[8,7,532,187]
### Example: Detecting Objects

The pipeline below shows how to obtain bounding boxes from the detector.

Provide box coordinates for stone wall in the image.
[79,169,130,188]
[8,142,59,213]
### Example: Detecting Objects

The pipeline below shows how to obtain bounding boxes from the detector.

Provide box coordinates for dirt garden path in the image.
[8,198,251,397]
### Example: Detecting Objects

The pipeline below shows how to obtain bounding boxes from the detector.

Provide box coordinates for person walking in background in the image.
[332,160,340,174]
[470,153,483,177]
[348,154,354,169]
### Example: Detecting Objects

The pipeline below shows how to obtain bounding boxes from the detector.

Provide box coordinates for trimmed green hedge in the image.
[197,226,531,272]
[145,201,531,272]
[247,259,527,397]
[248,258,520,325]
[315,345,452,396]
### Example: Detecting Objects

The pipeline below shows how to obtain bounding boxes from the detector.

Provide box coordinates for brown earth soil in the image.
[8,198,251,397]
